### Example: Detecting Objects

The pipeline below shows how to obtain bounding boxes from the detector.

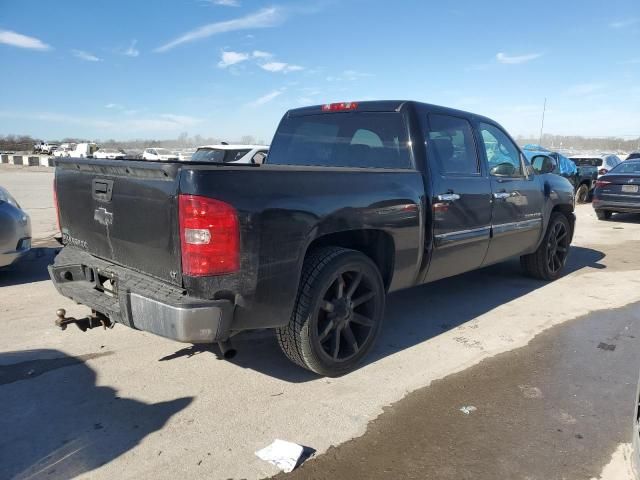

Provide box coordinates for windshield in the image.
[155,148,173,155]
[610,160,640,174]
[267,112,412,168]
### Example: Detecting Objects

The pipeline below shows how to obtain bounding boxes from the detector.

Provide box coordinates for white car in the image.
[190,144,269,164]
[142,148,178,161]
[176,149,196,161]
[94,148,126,159]
[53,143,77,158]
[569,154,622,178]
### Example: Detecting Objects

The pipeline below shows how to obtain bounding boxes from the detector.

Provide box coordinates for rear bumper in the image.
[593,198,640,213]
[49,247,233,343]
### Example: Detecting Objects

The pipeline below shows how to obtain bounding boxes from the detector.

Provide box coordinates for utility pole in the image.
[539,98,547,147]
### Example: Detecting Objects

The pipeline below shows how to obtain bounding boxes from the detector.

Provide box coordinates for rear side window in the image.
[427,114,479,175]
[611,160,640,174]
[267,112,412,168]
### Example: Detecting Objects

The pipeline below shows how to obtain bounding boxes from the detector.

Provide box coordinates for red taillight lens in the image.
[178,194,239,276]
[595,180,610,188]
[53,180,61,232]
[598,168,608,175]
[321,102,358,112]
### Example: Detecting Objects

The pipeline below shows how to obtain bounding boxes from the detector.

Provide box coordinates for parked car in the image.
[191,144,269,164]
[33,142,58,155]
[69,143,99,158]
[627,152,640,160]
[176,149,196,161]
[570,154,622,178]
[142,148,178,161]
[53,143,77,158]
[0,186,31,268]
[592,158,640,220]
[94,148,126,159]
[49,100,575,376]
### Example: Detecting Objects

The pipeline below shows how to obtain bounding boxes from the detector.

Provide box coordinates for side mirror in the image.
[531,155,555,174]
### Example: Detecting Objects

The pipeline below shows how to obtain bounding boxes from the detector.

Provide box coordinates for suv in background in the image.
[570,154,622,178]
[191,144,269,164]
[142,148,178,161]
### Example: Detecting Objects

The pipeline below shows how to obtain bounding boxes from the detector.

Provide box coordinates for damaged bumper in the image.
[49,247,233,343]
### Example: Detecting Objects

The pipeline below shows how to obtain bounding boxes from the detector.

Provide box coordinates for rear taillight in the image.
[595,180,610,188]
[598,168,608,175]
[178,194,239,276]
[321,102,358,112]
[53,180,61,231]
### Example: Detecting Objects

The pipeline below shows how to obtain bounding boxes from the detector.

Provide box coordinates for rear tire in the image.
[595,209,612,220]
[276,247,385,377]
[520,212,571,281]
[575,184,589,204]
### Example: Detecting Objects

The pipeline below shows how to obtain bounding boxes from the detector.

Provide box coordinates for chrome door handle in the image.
[437,193,461,201]
[493,192,512,200]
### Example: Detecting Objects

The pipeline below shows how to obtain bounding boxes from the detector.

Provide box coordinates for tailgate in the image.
[55,158,183,285]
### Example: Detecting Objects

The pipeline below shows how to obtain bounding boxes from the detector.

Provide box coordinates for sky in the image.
[0,0,639,142]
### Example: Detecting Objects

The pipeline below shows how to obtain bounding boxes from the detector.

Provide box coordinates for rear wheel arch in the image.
[303,229,395,291]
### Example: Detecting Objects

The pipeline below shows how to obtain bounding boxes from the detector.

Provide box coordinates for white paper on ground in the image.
[255,439,304,473]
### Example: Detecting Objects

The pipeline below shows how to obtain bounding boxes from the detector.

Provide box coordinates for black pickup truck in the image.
[50,101,575,376]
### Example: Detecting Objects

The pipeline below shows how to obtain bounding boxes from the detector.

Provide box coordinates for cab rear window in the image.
[267,112,412,169]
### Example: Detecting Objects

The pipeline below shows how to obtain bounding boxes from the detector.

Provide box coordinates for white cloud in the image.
[248,89,284,107]
[124,39,139,57]
[73,49,101,62]
[326,70,374,81]
[211,0,240,6]
[218,50,250,68]
[609,18,639,28]
[155,7,283,52]
[0,29,51,50]
[252,50,272,58]
[105,103,124,109]
[496,52,542,64]
[260,61,303,73]
[0,110,201,134]
[565,83,605,96]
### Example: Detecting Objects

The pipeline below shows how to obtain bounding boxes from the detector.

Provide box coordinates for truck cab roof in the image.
[286,100,499,126]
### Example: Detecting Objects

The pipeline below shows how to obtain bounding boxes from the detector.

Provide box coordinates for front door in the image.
[477,123,544,265]
[424,113,493,282]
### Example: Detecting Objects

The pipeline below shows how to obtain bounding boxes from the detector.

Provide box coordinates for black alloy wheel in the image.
[277,247,385,376]
[546,220,569,275]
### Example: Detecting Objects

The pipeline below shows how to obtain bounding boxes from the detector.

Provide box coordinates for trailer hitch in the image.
[55,309,112,332]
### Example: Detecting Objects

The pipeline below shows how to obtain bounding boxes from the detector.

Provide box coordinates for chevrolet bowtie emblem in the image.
[94,207,114,226]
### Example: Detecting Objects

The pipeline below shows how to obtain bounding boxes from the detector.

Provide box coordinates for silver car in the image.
[0,186,31,268]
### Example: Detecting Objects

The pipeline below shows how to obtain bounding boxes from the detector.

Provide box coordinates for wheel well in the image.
[306,230,395,290]
[551,204,575,238]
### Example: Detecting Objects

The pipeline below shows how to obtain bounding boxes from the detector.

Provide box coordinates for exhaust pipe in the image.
[217,339,237,360]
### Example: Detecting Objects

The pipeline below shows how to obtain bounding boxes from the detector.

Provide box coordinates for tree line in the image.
[0,133,267,153]
[1,132,638,154]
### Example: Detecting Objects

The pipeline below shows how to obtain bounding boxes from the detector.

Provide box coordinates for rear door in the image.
[423,113,492,282]
[55,159,183,285]
[477,122,544,265]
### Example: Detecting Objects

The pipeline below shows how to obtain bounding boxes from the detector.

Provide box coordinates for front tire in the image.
[520,212,571,281]
[595,209,612,220]
[276,247,385,376]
